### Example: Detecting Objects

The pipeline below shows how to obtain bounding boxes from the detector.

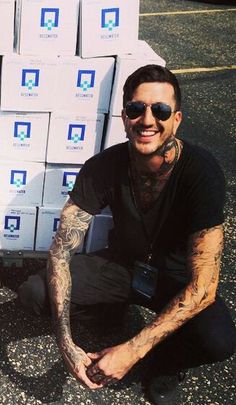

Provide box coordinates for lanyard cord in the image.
[128,141,179,263]
[128,165,158,263]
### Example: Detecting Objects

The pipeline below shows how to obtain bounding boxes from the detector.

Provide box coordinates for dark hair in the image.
[123,64,181,110]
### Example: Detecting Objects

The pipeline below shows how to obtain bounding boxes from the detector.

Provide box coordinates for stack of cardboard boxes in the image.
[0,0,165,254]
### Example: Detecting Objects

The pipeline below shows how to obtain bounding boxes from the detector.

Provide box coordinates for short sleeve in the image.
[68,143,128,215]
[185,149,226,234]
[69,159,108,214]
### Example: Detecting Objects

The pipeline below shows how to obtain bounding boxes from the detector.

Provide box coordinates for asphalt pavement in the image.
[0,1,235,404]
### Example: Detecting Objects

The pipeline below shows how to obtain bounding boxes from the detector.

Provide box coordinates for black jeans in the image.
[18,250,236,376]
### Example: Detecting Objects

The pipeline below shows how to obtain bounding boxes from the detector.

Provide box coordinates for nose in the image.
[140,105,155,125]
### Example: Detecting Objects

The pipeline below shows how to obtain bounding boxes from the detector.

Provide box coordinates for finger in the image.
[62,354,94,383]
[82,355,93,367]
[86,364,101,378]
[79,366,104,390]
[62,349,92,370]
[89,373,106,384]
[87,352,102,360]
[102,376,118,386]
[90,375,118,387]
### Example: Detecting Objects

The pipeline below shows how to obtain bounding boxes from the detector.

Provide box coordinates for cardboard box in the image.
[35,206,61,251]
[0,0,14,55]
[0,111,49,162]
[103,114,127,149]
[16,0,79,56]
[0,206,36,250]
[0,161,45,206]
[47,113,104,164]
[55,56,115,113]
[85,214,113,253]
[42,164,81,208]
[120,40,162,60]
[79,0,139,58]
[109,54,166,116]
[0,54,58,112]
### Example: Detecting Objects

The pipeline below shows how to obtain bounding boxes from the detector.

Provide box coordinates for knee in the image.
[193,298,236,363]
[18,273,49,316]
[205,329,236,363]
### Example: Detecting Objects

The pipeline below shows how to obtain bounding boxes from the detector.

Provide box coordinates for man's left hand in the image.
[86,342,139,387]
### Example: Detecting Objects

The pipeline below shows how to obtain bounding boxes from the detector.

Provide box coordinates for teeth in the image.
[139,130,157,136]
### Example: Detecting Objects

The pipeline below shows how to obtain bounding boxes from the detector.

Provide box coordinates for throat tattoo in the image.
[129,138,182,212]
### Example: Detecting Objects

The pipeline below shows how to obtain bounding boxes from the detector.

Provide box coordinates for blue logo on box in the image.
[53,217,60,232]
[14,122,31,141]
[62,172,78,192]
[10,170,27,188]
[40,8,59,30]
[101,8,119,31]
[4,216,21,233]
[22,69,40,90]
[68,124,86,143]
[77,70,95,91]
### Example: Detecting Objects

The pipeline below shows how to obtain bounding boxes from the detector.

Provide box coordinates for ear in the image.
[173,110,182,135]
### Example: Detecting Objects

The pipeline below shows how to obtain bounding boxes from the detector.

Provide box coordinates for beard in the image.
[125,121,175,158]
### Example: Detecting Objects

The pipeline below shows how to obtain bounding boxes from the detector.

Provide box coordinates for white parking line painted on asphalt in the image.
[140,9,236,17]
[171,65,236,74]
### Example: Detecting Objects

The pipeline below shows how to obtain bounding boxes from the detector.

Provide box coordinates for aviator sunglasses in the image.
[125,101,177,121]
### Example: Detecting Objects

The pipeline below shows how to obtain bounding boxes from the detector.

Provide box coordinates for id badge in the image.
[132,260,159,299]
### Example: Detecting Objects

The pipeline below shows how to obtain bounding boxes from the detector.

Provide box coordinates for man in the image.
[19,65,236,404]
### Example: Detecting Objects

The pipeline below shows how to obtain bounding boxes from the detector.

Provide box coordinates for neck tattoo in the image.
[129,138,182,212]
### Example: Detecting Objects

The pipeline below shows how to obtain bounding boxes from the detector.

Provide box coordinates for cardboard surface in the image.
[47,113,104,164]
[85,214,114,253]
[55,56,115,113]
[0,54,58,112]
[0,0,14,55]
[16,0,79,56]
[79,0,139,58]
[42,164,81,208]
[0,111,49,162]
[34,207,61,251]
[103,114,127,149]
[0,161,45,206]
[0,206,36,250]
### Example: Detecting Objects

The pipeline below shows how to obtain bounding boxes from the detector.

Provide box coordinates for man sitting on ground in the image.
[19,65,236,404]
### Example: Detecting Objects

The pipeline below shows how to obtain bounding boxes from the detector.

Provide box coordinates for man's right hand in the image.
[59,340,103,389]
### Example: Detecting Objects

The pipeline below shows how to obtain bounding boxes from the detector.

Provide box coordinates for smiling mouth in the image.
[134,128,161,140]
[138,129,160,137]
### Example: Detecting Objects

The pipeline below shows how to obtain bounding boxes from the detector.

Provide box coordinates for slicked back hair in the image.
[123,64,181,110]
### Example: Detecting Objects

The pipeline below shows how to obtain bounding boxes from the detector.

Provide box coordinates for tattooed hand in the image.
[59,339,103,389]
[86,342,140,388]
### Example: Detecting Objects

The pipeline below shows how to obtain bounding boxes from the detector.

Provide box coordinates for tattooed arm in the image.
[86,225,223,385]
[127,224,224,358]
[47,198,102,389]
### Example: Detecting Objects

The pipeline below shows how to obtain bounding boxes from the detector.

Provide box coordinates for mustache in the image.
[131,123,164,132]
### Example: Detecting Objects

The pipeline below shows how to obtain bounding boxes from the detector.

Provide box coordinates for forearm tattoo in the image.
[128,225,224,358]
[47,199,92,344]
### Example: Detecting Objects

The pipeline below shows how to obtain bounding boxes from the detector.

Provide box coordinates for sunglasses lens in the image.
[125,102,145,119]
[125,102,173,121]
[152,103,172,121]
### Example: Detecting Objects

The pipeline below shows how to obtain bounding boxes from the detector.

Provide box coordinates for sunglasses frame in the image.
[125,101,177,121]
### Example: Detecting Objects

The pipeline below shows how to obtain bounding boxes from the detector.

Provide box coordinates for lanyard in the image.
[128,141,179,264]
[128,165,160,264]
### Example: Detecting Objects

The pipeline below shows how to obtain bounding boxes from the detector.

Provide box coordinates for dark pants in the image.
[18,250,236,376]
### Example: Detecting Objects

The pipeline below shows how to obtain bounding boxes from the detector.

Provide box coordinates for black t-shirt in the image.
[69,141,225,282]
